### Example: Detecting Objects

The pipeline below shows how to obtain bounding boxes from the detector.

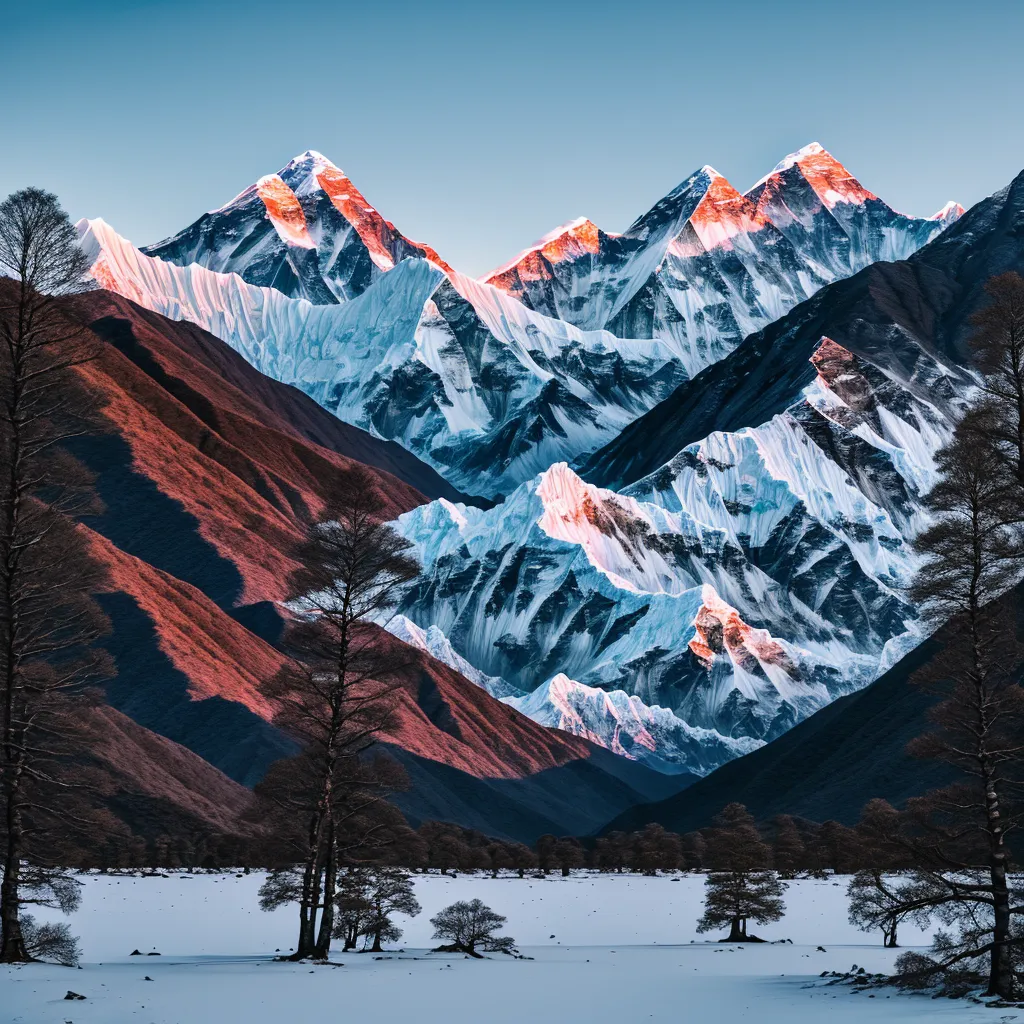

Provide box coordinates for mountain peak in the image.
[770,141,827,173]
[750,141,878,211]
[931,200,966,222]
[483,217,602,283]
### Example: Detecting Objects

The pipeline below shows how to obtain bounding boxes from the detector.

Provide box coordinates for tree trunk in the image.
[884,919,898,948]
[989,848,1014,998]
[0,827,28,962]
[313,827,336,960]
[727,917,744,942]
[370,929,383,953]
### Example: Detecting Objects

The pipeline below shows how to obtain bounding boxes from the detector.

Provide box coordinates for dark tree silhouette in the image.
[963,272,1024,484]
[256,471,419,960]
[360,867,420,952]
[697,804,786,942]
[553,837,585,877]
[594,831,632,873]
[878,422,1024,999]
[333,868,373,951]
[633,823,682,875]
[430,898,516,957]
[0,188,113,964]
[848,869,931,948]
[770,816,805,878]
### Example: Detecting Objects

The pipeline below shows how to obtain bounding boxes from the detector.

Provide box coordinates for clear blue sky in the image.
[2,0,1022,275]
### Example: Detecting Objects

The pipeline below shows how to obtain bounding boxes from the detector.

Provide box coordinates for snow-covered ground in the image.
[3,872,992,1023]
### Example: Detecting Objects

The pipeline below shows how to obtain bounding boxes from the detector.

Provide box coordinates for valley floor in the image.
[2,872,994,1023]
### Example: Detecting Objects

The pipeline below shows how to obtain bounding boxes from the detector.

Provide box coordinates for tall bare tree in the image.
[861,409,1024,997]
[257,471,419,960]
[0,188,113,964]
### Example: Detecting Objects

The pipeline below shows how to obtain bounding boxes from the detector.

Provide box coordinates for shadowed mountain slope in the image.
[23,288,686,842]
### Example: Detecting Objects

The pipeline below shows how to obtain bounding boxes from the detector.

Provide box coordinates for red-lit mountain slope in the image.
[43,289,684,842]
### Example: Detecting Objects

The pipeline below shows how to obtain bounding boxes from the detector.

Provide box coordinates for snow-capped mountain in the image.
[392,333,966,775]
[82,213,685,498]
[746,143,964,279]
[505,674,762,775]
[483,144,960,378]
[387,616,754,773]
[83,146,959,498]
[143,150,452,304]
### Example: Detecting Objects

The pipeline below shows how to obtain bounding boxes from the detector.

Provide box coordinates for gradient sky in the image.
[2,0,1022,276]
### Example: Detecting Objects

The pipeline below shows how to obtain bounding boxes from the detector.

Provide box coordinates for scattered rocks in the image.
[63,991,86,1001]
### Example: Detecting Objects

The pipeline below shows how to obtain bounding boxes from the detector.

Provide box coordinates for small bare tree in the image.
[430,898,516,957]
[256,472,419,960]
[0,188,113,964]
[848,869,933,948]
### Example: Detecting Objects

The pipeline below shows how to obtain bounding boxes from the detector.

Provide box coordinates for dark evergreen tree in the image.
[697,804,786,942]
[633,823,682,875]
[770,815,805,878]
[430,898,516,957]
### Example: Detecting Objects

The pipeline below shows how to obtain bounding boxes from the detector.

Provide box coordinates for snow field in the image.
[2,872,993,1023]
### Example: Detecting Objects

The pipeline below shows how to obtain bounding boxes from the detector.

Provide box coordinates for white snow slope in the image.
[394,337,966,774]
[2,871,987,1024]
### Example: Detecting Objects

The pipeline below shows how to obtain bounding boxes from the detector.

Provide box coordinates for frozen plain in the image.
[2,872,998,1023]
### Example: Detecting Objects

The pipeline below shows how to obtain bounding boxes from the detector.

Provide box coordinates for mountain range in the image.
[48,141,1024,840]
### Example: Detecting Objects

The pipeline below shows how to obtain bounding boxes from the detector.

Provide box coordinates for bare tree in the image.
[333,868,373,951]
[878,421,1024,999]
[430,898,516,957]
[0,188,113,963]
[256,471,419,960]
[848,869,932,948]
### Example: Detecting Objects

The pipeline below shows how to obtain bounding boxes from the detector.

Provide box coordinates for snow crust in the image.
[3,872,982,1024]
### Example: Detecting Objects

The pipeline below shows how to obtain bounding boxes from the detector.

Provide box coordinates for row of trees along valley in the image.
[2,186,1024,1002]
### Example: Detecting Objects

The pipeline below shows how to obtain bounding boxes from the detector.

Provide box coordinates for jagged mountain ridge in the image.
[391,164,1024,778]
[483,143,960,374]
[84,145,958,498]
[393,329,963,775]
